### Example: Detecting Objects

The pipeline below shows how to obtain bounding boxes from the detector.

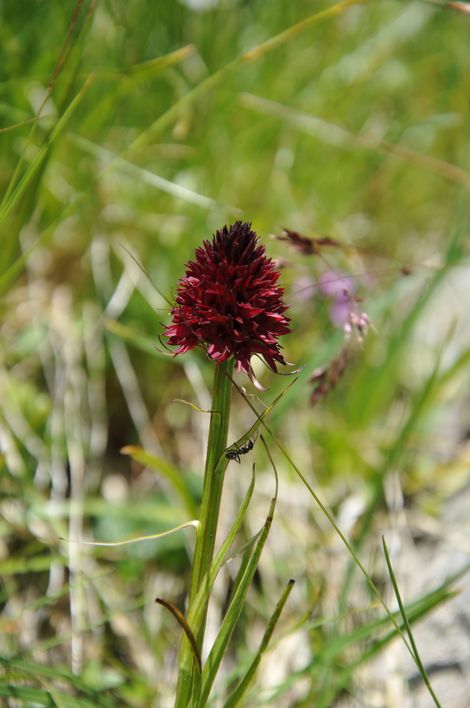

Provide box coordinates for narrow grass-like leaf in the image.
[336,324,454,625]
[0,555,67,576]
[264,569,462,704]
[80,45,195,133]
[224,377,298,458]
[0,114,55,134]
[176,468,255,707]
[120,445,198,518]
[435,344,470,391]
[117,244,174,307]
[73,136,235,211]
[173,399,222,420]
[0,76,93,230]
[0,226,55,297]
[198,444,278,705]
[0,684,96,707]
[222,529,263,568]
[382,536,442,708]
[188,467,256,630]
[36,496,187,526]
[322,588,459,663]
[1,0,94,210]
[224,579,295,708]
[126,0,365,153]
[231,379,420,662]
[239,93,470,187]
[104,319,170,360]
[198,495,276,706]
[0,656,110,704]
[62,519,198,548]
[0,74,93,281]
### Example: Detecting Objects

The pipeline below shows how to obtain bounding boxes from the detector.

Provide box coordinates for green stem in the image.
[175,358,234,707]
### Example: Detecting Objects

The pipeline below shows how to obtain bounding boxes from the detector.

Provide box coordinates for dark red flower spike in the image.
[165,221,290,379]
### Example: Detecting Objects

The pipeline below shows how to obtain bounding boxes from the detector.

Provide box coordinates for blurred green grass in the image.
[1,0,469,705]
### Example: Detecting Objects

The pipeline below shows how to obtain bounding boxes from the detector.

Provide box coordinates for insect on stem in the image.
[225,436,256,464]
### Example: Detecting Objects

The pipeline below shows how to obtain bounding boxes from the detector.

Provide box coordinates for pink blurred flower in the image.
[318,270,356,326]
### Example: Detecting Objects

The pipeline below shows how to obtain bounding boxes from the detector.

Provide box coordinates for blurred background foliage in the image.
[1,0,469,705]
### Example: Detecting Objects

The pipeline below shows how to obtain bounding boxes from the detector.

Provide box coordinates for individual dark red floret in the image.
[164,221,290,376]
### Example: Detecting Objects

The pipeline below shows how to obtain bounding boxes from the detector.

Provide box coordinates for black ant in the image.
[225,436,256,464]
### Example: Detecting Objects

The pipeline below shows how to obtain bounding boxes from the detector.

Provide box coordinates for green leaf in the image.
[198,496,276,706]
[223,579,295,708]
[105,319,170,360]
[382,536,442,708]
[176,468,256,707]
[231,379,417,664]
[0,683,97,707]
[0,77,93,271]
[121,445,198,518]
[198,447,278,706]
[0,655,111,705]
[336,323,455,624]
[189,467,256,631]
[0,555,66,576]
[264,563,465,705]
[225,375,298,458]
[126,0,365,153]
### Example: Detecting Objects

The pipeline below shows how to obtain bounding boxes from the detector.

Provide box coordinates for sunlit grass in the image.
[1,0,469,705]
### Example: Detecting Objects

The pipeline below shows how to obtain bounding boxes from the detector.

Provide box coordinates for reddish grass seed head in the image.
[165,221,290,376]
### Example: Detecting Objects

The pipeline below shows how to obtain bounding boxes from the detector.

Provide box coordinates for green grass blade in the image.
[188,467,256,630]
[126,0,365,154]
[382,537,442,708]
[322,588,459,663]
[435,344,470,391]
[104,319,172,360]
[73,136,235,211]
[222,543,256,620]
[0,555,67,576]
[176,468,255,707]
[239,92,470,187]
[120,445,198,518]
[224,376,298,457]
[0,76,93,231]
[0,226,54,297]
[231,380,419,660]
[0,655,111,705]
[1,0,94,208]
[79,45,195,133]
[65,520,199,550]
[223,579,295,708]
[316,590,457,707]
[198,446,278,706]
[198,496,276,706]
[265,564,465,704]
[351,221,467,425]
[0,683,99,707]
[335,320,457,635]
